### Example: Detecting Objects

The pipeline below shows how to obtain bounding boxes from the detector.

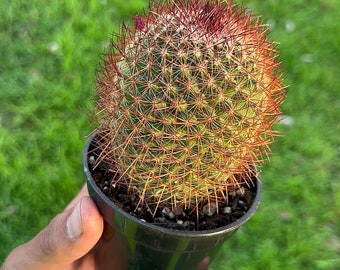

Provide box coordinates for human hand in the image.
[1,184,103,270]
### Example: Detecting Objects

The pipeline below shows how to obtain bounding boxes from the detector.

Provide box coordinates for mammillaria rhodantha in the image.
[94,0,285,218]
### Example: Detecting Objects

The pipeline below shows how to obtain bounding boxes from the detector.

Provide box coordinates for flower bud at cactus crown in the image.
[95,0,285,214]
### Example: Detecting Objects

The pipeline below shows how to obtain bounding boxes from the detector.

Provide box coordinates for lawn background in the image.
[1,0,339,269]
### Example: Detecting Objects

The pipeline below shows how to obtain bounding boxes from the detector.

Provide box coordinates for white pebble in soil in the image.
[203,203,217,216]
[236,187,245,196]
[88,156,96,166]
[162,207,175,219]
[223,206,232,214]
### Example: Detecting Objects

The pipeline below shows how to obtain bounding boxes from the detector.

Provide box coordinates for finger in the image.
[65,184,89,211]
[198,257,210,270]
[1,196,103,270]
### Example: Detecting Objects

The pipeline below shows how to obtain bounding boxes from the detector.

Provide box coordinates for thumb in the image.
[1,196,103,270]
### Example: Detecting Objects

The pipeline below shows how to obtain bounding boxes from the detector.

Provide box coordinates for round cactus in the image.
[94,0,285,216]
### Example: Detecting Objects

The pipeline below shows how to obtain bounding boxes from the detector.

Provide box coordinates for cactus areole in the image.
[90,0,285,231]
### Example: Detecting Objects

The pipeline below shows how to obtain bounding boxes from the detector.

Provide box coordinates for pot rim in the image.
[83,131,262,237]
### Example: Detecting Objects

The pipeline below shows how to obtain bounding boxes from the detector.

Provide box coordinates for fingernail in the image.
[66,199,83,240]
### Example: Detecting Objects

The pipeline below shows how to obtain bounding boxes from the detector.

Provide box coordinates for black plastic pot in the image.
[83,133,262,270]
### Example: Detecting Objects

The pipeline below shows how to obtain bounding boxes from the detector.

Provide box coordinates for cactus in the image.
[94,0,285,218]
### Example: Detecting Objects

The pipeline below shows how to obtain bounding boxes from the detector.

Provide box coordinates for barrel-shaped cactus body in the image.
[96,0,285,214]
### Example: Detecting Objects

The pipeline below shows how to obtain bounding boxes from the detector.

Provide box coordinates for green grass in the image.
[1,0,339,269]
